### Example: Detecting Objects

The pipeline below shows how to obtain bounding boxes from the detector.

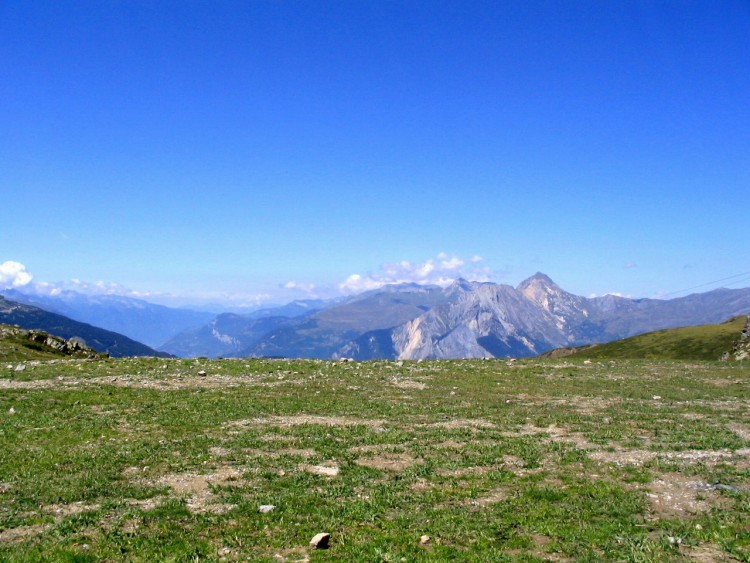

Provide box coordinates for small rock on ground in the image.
[309,532,330,549]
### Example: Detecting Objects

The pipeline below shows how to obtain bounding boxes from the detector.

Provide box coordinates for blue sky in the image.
[2,1,749,306]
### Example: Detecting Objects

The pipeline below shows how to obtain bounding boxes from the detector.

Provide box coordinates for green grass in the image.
[562,315,749,361]
[1,356,749,561]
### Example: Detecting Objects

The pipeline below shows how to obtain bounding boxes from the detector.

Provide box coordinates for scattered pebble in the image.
[420,535,431,545]
[14,364,26,372]
[259,504,275,513]
[667,536,682,546]
[8,407,15,415]
[198,370,207,377]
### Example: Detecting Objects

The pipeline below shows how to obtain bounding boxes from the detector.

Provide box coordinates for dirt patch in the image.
[428,418,496,430]
[590,449,657,466]
[390,378,427,390]
[125,497,165,510]
[542,396,622,415]
[260,434,300,443]
[410,478,433,492]
[1,369,314,392]
[279,448,317,458]
[355,452,421,472]
[590,447,745,468]
[44,501,100,516]
[728,423,750,442]
[348,444,401,454]
[646,473,724,518]
[433,440,466,449]
[0,379,60,390]
[209,446,231,457]
[467,487,508,507]
[508,424,593,449]
[0,524,52,543]
[436,465,493,478]
[152,465,243,514]
[242,447,318,460]
[680,543,739,562]
[662,450,736,464]
[505,533,571,561]
[269,546,311,562]
[226,415,385,430]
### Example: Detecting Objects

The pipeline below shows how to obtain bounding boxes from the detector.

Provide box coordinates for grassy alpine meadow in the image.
[1,356,749,562]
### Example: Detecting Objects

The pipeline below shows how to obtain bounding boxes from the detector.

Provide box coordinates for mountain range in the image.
[160,273,750,359]
[2,289,215,348]
[4,273,750,360]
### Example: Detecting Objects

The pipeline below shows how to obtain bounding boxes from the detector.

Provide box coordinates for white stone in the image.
[309,532,330,549]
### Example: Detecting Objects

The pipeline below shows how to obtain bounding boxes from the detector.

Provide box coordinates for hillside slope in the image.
[4,289,215,348]
[542,315,749,361]
[0,296,172,358]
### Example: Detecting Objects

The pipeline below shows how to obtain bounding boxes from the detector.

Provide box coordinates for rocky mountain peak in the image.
[517,272,563,307]
[517,272,557,289]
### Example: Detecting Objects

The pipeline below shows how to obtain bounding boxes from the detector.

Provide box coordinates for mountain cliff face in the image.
[240,284,451,359]
[383,274,750,360]
[391,276,577,359]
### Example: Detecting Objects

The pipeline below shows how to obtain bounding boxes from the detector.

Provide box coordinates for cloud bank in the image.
[339,253,492,293]
[0,261,33,289]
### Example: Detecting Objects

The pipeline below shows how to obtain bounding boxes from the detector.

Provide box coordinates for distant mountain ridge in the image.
[0,295,172,358]
[3,289,214,348]
[158,273,750,360]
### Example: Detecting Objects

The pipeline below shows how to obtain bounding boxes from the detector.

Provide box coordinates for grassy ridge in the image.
[550,315,749,361]
[0,356,749,561]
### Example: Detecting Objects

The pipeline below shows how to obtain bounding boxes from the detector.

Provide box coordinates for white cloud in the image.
[283,280,316,291]
[0,261,33,288]
[281,280,319,298]
[339,253,492,294]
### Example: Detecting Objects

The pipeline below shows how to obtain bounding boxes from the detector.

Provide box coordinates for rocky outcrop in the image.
[730,316,750,360]
[0,324,103,358]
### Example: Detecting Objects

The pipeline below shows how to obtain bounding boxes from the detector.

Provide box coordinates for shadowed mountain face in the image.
[158,273,750,360]
[0,296,172,358]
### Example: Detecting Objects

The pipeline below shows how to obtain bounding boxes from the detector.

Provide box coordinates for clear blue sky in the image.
[2,1,749,306]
